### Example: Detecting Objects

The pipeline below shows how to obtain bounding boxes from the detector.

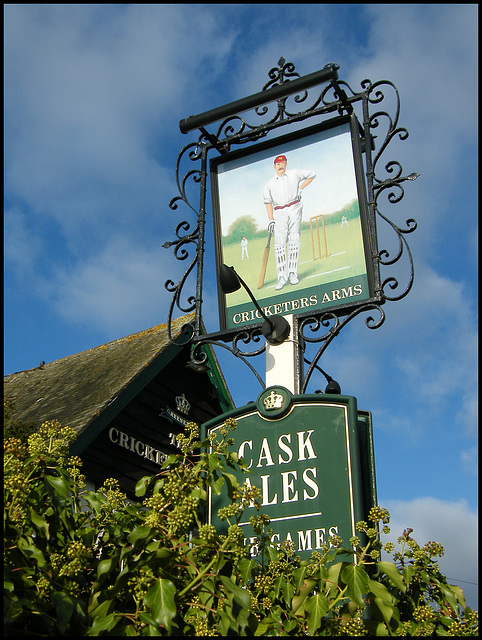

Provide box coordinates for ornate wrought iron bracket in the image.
[163,57,418,394]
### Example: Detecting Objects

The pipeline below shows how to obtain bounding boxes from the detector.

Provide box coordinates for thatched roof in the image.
[4,314,231,441]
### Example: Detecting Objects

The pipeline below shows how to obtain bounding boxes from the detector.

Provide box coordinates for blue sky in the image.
[4,5,478,608]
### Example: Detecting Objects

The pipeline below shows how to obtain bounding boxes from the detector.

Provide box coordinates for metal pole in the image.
[265,315,299,393]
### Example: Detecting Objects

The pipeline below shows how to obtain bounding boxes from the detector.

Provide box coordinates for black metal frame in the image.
[163,58,418,394]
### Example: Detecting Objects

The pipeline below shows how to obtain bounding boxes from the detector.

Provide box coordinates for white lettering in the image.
[297,430,316,460]
[315,528,326,548]
[302,467,319,500]
[238,440,253,469]
[320,284,364,305]
[260,474,278,506]
[108,427,166,466]
[298,529,313,551]
[278,433,293,464]
[144,445,156,462]
[119,432,129,449]
[257,438,275,467]
[262,525,340,553]
[281,470,298,503]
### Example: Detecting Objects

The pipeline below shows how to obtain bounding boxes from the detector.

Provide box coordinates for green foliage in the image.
[4,405,478,636]
[224,215,259,245]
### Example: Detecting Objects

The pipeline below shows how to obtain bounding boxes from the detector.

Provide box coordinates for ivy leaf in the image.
[324,561,345,596]
[18,536,47,568]
[238,557,256,583]
[377,561,406,593]
[96,558,114,578]
[222,471,240,498]
[89,613,120,636]
[135,475,152,497]
[291,578,316,614]
[89,605,119,635]
[127,525,154,546]
[448,583,466,608]
[220,575,251,610]
[371,595,394,626]
[211,475,224,495]
[52,591,73,634]
[45,473,70,501]
[144,578,177,633]
[29,507,49,540]
[305,592,329,634]
[341,563,369,607]
[368,579,393,606]
[438,583,459,612]
[403,564,415,590]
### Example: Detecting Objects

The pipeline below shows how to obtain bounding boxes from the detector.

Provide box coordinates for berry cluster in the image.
[422,540,444,557]
[254,574,274,593]
[176,421,201,454]
[166,494,199,535]
[127,566,155,603]
[339,615,369,636]
[368,506,390,524]
[413,604,435,623]
[446,609,478,636]
[198,524,217,542]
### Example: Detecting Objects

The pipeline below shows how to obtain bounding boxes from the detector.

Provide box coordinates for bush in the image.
[4,407,478,636]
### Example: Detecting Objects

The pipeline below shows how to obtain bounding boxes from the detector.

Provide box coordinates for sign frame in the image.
[210,113,379,332]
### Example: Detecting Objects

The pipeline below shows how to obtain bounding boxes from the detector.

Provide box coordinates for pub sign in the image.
[202,387,377,560]
[210,114,376,331]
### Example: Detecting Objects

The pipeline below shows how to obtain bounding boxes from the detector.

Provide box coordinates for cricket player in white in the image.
[264,155,316,290]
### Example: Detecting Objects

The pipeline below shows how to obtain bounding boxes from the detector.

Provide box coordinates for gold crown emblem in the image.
[175,393,190,415]
[263,389,284,411]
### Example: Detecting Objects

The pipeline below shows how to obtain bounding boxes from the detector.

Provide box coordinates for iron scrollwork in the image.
[163,58,418,393]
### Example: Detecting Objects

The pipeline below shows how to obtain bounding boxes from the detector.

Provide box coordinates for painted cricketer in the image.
[263,154,316,290]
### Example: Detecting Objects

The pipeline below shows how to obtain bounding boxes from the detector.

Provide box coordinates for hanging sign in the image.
[210,114,376,331]
[202,387,376,560]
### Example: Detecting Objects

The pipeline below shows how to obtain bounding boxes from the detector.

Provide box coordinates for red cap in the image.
[274,155,287,164]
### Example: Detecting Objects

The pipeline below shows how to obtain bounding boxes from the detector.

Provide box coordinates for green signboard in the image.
[202,387,377,560]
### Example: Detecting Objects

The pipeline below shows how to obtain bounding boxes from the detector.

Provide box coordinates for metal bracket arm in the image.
[179,64,339,134]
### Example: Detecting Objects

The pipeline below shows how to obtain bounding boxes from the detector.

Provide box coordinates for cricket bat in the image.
[258,229,273,289]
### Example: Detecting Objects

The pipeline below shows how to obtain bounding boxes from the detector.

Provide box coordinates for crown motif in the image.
[264,389,284,411]
[175,393,190,415]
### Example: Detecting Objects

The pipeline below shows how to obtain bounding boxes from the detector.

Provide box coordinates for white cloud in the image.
[4,4,238,249]
[4,207,42,277]
[40,236,181,336]
[380,496,478,609]
[315,259,478,428]
[460,446,478,478]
